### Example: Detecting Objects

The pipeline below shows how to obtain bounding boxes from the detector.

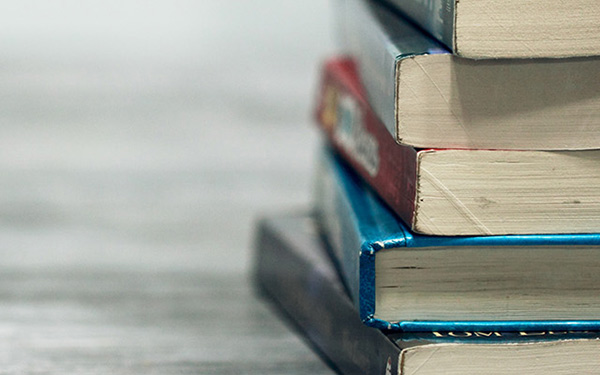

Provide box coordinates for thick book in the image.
[381,0,600,59]
[315,57,600,236]
[337,0,600,150]
[253,212,600,375]
[314,147,600,332]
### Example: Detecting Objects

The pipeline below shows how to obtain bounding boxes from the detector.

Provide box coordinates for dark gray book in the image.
[336,0,600,150]
[380,0,600,58]
[253,212,600,375]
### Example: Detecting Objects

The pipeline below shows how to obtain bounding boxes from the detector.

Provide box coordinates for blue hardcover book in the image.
[336,0,600,150]
[254,212,600,374]
[315,147,600,332]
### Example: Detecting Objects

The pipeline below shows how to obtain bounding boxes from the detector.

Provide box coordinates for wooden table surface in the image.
[0,1,334,373]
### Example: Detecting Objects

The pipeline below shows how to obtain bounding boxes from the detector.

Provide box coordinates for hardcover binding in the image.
[315,146,600,332]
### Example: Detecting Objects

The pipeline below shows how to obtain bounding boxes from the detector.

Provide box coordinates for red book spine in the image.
[315,58,418,228]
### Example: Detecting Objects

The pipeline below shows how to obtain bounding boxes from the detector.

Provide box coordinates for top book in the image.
[339,0,600,150]
[382,0,600,59]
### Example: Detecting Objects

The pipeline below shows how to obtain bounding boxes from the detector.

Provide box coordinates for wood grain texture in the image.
[0,269,333,374]
[0,1,334,373]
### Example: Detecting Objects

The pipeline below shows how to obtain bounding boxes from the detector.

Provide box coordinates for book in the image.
[315,57,600,236]
[337,0,600,150]
[314,146,600,331]
[253,212,600,375]
[381,0,600,59]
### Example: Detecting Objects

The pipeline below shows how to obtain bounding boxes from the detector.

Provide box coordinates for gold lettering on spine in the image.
[448,332,472,337]
[474,332,502,337]
[519,332,546,336]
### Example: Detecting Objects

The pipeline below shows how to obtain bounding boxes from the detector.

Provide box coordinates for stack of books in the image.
[254,0,600,373]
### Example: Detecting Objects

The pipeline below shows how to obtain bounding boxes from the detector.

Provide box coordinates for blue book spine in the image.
[315,147,600,332]
[382,0,455,51]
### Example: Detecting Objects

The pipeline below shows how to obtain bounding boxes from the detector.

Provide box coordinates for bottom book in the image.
[253,212,600,375]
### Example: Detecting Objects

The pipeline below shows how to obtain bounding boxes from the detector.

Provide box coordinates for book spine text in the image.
[315,59,418,230]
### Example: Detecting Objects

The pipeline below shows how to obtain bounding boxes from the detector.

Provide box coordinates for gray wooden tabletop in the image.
[0,1,335,373]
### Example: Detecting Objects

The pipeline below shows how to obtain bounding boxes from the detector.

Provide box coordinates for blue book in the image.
[315,147,600,332]
[254,212,600,374]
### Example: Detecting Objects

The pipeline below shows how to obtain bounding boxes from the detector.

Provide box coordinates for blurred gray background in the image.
[0,1,336,373]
